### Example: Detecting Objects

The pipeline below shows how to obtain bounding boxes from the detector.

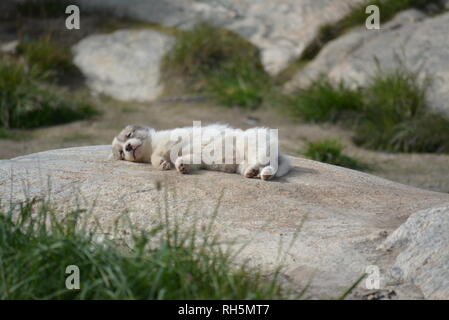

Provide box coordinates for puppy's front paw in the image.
[159,160,171,171]
[175,158,191,174]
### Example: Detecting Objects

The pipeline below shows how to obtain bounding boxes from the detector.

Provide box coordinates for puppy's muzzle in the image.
[125,143,133,152]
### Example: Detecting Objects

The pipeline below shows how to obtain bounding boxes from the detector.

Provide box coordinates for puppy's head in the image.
[111,125,152,163]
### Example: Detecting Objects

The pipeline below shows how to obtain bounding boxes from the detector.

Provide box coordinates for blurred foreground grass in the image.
[0,196,288,299]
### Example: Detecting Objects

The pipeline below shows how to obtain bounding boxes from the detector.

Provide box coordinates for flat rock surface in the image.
[1,146,448,299]
[72,29,174,102]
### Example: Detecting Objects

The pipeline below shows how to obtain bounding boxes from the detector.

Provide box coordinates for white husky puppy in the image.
[111,123,291,180]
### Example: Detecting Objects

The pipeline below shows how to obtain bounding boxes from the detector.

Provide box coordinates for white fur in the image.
[112,124,291,180]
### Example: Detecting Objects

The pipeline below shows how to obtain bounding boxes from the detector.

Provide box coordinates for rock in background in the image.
[72,29,174,102]
[74,0,365,75]
[286,10,449,114]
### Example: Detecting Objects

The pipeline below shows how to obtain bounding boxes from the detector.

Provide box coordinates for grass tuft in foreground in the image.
[162,23,271,109]
[304,139,368,171]
[0,198,287,299]
[0,59,96,130]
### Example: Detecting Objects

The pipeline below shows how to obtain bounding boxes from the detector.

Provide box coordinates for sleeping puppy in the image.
[111,123,291,180]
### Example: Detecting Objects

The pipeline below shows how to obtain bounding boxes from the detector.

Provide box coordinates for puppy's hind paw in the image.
[175,158,191,174]
[260,166,275,181]
[160,160,172,171]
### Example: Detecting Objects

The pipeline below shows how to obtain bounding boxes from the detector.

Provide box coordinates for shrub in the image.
[353,67,449,152]
[289,65,449,154]
[17,36,80,79]
[304,139,368,170]
[206,62,267,109]
[355,107,449,153]
[0,198,287,299]
[285,78,364,123]
[354,67,428,150]
[162,23,271,108]
[16,0,72,19]
[0,60,96,129]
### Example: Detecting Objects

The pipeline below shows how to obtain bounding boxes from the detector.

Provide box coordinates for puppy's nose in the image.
[125,144,133,152]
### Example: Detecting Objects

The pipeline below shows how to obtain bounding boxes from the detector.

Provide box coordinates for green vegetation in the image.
[17,36,80,79]
[0,60,96,129]
[0,198,287,299]
[355,68,449,153]
[284,78,364,123]
[99,19,182,36]
[340,0,445,28]
[304,139,368,171]
[301,0,447,61]
[16,0,72,18]
[288,66,449,154]
[0,128,30,140]
[1,3,98,133]
[162,23,271,109]
[206,61,268,109]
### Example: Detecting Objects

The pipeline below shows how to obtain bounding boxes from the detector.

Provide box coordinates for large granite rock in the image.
[286,10,449,114]
[72,29,174,102]
[1,146,449,299]
[380,204,449,300]
[74,0,365,75]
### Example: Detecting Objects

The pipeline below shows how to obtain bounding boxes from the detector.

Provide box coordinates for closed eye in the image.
[126,132,133,138]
